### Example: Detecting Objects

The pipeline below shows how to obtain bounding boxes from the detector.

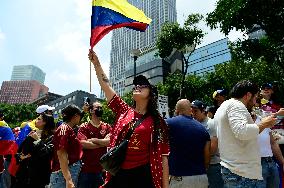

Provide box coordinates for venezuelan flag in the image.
[0,121,19,176]
[0,121,17,155]
[8,120,37,176]
[90,0,152,48]
[16,120,37,146]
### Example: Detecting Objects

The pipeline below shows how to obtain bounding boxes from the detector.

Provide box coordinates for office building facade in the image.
[30,92,63,106]
[185,38,231,75]
[124,49,171,92]
[11,65,46,84]
[0,80,49,104]
[48,90,99,114]
[109,0,177,96]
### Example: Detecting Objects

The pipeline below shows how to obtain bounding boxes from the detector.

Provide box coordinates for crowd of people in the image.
[0,49,284,188]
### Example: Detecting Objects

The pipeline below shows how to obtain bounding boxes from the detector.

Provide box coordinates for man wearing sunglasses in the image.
[77,102,112,188]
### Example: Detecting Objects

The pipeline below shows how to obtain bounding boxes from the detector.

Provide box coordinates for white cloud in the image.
[73,0,92,19]
[176,0,244,46]
[44,0,111,97]
[0,0,250,101]
[41,0,244,96]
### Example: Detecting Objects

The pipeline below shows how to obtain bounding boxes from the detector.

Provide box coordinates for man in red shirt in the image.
[77,102,112,188]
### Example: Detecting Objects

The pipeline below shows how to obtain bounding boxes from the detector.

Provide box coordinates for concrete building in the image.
[124,49,171,93]
[30,92,63,106]
[11,65,46,84]
[48,90,99,114]
[0,80,49,104]
[109,0,177,96]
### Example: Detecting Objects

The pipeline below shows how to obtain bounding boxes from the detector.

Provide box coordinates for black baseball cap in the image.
[133,75,158,96]
[133,75,151,86]
[261,83,273,89]
[191,100,206,111]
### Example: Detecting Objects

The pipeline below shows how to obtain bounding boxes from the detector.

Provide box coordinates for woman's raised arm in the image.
[88,49,116,103]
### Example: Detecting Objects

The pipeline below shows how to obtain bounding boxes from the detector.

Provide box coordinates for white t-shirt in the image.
[214,98,262,180]
[201,117,221,164]
[257,128,273,157]
[256,116,273,157]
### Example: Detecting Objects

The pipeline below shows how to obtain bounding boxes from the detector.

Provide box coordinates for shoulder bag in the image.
[99,113,148,176]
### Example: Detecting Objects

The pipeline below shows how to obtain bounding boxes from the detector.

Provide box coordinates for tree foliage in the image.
[156,14,206,98]
[206,0,284,44]
[101,91,134,125]
[159,45,284,115]
[0,103,37,128]
[157,14,205,58]
[206,0,284,68]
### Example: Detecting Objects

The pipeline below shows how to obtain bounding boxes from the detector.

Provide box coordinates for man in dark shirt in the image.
[166,99,211,188]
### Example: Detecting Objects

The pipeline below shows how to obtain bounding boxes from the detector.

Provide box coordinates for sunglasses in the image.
[132,85,149,91]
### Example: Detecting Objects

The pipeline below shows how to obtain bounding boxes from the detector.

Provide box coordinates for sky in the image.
[0,0,243,97]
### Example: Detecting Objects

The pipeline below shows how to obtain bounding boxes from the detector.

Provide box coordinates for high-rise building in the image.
[109,0,177,96]
[11,65,46,84]
[185,38,231,75]
[0,80,49,104]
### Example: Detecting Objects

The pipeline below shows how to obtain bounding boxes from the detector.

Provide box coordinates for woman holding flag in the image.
[88,50,169,188]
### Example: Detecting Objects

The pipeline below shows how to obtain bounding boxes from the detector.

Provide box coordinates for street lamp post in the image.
[133,55,138,77]
[131,49,141,78]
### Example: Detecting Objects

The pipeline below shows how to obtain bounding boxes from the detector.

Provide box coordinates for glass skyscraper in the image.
[185,38,231,75]
[109,0,177,96]
[11,65,46,84]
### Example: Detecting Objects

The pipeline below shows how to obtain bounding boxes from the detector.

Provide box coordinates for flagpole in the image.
[90,61,92,93]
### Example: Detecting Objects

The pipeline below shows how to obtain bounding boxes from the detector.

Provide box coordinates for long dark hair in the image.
[146,85,169,147]
[132,85,169,146]
[41,113,55,141]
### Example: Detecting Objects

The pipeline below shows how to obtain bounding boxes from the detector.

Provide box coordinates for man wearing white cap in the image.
[36,105,55,115]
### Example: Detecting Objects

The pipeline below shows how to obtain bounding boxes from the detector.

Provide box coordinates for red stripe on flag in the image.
[90,22,148,48]
[0,140,18,155]
[8,156,19,176]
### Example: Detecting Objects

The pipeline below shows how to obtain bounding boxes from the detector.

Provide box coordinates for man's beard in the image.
[246,98,255,112]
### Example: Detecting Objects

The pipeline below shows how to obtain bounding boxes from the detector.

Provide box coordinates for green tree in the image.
[100,91,134,125]
[206,57,284,103]
[206,0,284,43]
[157,72,182,116]
[206,0,284,68]
[0,103,37,128]
[156,14,206,98]
[101,100,115,125]
[157,72,210,116]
